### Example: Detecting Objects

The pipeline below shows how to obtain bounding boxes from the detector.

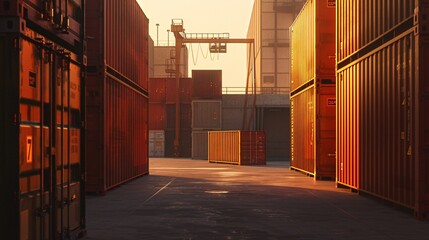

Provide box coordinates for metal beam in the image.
[181,38,254,44]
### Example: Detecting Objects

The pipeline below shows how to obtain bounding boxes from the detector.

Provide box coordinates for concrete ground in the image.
[84,158,428,240]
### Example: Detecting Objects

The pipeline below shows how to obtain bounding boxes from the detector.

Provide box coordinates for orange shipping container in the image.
[336,0,429,220]
[290,0,336,179]
[208,131,266,165]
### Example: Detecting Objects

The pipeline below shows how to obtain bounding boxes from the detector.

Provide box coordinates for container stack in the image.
[148,77,192,157]
[336,0,429,219]
[148,77,166,157]
[290,0,336,179]
[0,1,86,238]
[165,77,193,157]
[85,0,149,194]
[191,70,223,159]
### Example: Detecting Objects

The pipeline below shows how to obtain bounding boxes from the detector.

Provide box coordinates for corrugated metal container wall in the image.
[192,70,222,99]
[0,0,86,238]
[149,77,192,103]
[149,103,166,130]
[105,0,149,89]
[336,0,414,62]
[85,0,149,194]
[208,131,266,165]
[192,131,209,159]
[290,88,315,174]
[336,0,429,219]
[149,130,165,157]
[290,0,315,90]
[149,78,166,103]
[192,100,222,130]
[166,77,192,103]
[290,0,336,179]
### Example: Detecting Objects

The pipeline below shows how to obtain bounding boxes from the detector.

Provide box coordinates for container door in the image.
[316,84,336,179]
[18,37,81,239]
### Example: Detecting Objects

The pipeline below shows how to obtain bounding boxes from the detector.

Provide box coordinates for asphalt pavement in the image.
[84,158,429,240]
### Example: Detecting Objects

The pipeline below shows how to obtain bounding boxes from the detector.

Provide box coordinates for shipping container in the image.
[166,103,192,130]
[192,131,209,160]
[86,75,149,193]
[149,103,166,130]
[0,1,86,237]
[192,100,222,130]
[87,0,149,89]
[336,0,414,62]
[165,129,192,158]
[208,131,266,165]
[166,77,192,103]
[85,0,149,194]
[191,70,222,99]
[290,0,336,179]
[149,130,165,157]
[149,77,193,103]
[149,78,166,103]
[336,0,429,220]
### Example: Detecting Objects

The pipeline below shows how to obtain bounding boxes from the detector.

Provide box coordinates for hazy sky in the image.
[137,0,255,88]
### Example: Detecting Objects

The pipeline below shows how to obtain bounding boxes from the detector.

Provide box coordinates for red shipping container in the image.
[191,70,222,99]
[149,78,166,103]
[166,77,193,103]
[0,1,86,237]
[336,0,414,62]
[337,0,429,220]
[149,103,166,130]
[87,0,149,90]
[85,0,149,194]
[290,0,336,179]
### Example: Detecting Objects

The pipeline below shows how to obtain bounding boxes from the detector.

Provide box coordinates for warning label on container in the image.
[327,0,335,7]
[327,98,336,106]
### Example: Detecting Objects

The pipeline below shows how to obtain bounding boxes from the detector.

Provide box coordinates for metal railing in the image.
[222,87,290,95]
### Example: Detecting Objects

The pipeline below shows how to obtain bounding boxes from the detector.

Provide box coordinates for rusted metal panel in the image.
[0,23,86,239]
[191,70,222,99]
[336,0,414,62]
[192,131,208,160]
[192,100,222,130]
[337,1,429,219]
[149,103,166,130]
[87,0,149,90]
[149,130,165,157]
[208,131,266,165]
[166,77,192,103]
[290,0,336,179]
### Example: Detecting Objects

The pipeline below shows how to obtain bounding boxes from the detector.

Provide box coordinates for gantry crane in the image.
[170,19,257,156]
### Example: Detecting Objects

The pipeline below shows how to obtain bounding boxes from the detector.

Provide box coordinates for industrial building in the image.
[247,0,305,92]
